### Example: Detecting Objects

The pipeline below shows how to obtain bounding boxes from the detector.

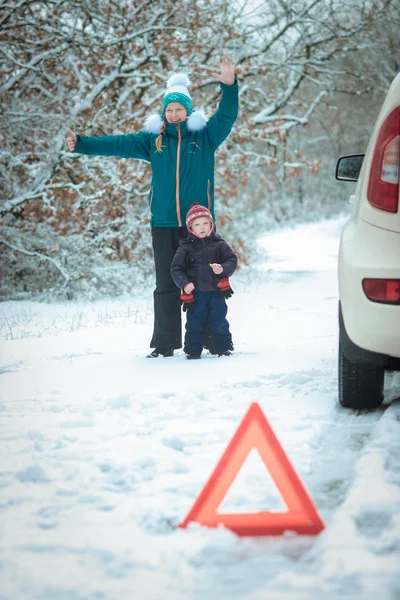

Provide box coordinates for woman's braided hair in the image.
[155,119,167,153]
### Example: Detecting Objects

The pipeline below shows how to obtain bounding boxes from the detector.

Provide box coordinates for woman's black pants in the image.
[150,226,187,349]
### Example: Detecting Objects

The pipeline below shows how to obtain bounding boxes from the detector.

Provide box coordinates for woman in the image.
[67,57,238,357]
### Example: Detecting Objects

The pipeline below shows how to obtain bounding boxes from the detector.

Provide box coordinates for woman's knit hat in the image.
[186,202,214,237]
[161,73,193,119]
[144,73,208,134]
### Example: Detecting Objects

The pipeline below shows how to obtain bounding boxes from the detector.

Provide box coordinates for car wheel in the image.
[338,334,385,409]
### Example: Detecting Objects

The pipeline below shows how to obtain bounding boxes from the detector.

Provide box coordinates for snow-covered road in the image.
[0,217,399,600]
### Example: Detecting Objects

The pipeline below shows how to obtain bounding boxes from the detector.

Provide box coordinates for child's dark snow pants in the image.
[150,227,216,352]
[184,291,232,356]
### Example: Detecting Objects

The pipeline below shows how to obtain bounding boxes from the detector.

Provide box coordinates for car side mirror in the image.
[335,155,364,181]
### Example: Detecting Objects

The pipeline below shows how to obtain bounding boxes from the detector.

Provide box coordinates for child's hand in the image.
[212,57,237,86]
[67,128,76,151]
[209,263,223,275]
[184,282,195,293]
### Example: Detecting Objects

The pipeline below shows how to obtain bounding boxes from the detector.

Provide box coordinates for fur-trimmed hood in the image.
[144,110,208,135]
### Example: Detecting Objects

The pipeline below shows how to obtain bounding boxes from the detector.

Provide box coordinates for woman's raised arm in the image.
[66,128,152,162]
[207,57,239,149]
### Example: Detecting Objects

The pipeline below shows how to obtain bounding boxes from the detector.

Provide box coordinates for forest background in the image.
[1,0,399,300]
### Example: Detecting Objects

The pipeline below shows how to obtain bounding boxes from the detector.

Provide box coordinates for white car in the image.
[335,72,400,409]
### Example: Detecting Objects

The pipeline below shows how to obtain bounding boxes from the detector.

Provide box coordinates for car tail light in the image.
[367,107,400,213]
[362,279,400,304]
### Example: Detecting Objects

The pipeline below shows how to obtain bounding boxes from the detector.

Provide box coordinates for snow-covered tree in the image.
[1,0,399,298]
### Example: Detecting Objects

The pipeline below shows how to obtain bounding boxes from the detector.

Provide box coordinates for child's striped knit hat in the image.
[186,202,214,237]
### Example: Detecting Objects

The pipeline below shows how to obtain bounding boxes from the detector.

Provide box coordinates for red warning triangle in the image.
[178,402,324,536]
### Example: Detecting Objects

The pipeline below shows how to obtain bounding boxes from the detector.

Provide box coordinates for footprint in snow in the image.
[354,510,394,538]
[37,506,60,529]
[16,465,50,483]
[106,395,132,409]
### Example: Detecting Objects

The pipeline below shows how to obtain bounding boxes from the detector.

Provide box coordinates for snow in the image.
[0,216,399,600]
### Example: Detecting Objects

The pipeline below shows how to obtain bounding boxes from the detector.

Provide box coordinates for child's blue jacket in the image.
[73,82,239,228]
[170,233,237,292]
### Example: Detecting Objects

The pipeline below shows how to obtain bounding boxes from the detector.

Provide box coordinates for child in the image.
[171,202,237,359]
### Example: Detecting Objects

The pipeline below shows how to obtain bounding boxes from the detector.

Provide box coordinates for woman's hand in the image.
[212,57,237,86]
[210,263,223,275]
[184,282,195,294]
[67,128,77,151]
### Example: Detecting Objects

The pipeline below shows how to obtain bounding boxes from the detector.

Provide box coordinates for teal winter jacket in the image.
[73,81,239,227]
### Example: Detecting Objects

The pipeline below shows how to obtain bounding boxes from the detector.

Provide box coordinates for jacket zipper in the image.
[176,124,182,227]
[202,239,213,288]
[207,179,211,211]
[202,239,207,277]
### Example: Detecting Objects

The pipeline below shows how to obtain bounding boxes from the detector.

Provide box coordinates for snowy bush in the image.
[1,0,398,300]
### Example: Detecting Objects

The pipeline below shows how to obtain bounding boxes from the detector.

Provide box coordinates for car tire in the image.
[338,335,385,409]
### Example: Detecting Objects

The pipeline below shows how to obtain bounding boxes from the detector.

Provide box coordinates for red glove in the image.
[217,277,234,299]
[180,291,196,312]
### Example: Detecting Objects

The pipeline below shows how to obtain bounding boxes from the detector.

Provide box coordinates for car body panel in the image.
[338,71,400,361]
[357,73,400,233]
[339,218,400,358]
